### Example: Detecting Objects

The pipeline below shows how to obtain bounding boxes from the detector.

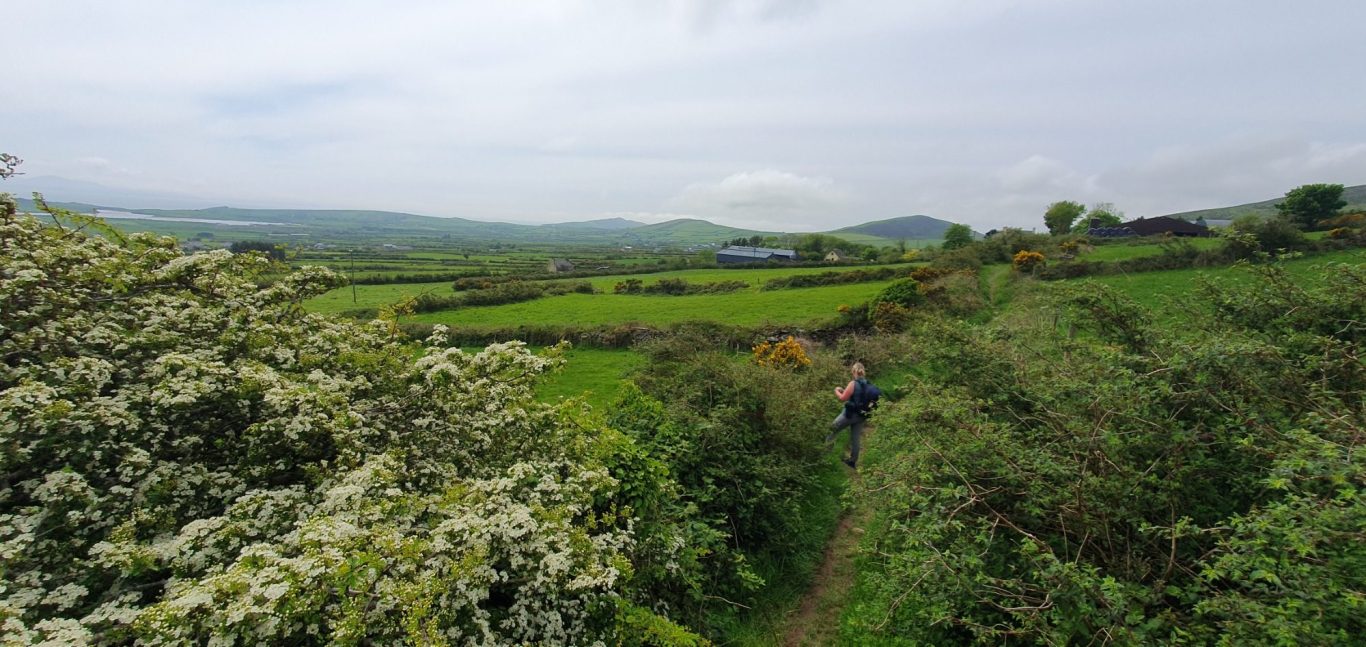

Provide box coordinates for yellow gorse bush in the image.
[1012,250,1046,272]
[752,335,812,369]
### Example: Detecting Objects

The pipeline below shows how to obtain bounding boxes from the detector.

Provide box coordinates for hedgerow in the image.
[410,280,594,313]
[759,266,918,290]
[848,259,1365,644]
[615,278,749,295]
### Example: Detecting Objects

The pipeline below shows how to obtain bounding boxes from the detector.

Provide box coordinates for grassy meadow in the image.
[1078,247,1365,314]
[1078,236,1222,261]
[303,261,919,315]
[410,281,890,329]
[305,282,455,312]
[534,348,646,410]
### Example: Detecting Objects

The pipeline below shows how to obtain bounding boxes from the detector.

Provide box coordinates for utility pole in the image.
[350,248,357,304]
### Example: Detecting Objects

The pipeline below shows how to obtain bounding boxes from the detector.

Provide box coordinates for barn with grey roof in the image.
[715,246,799,264]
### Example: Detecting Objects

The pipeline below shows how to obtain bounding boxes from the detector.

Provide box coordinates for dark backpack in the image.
[846,378,882,417]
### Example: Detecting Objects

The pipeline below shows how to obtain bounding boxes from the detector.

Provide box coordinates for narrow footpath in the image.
[781,464,870,646]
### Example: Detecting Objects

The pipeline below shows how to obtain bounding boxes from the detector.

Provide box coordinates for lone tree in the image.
[1074,202,1124,232]
[942,223,974,249]
[1043,200,1085,235]
[229,239,286,260]
[1276,183,1346,230]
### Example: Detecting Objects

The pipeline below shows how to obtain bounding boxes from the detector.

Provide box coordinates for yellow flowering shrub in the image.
[1012,250,1046,272]
[752,336,811,369]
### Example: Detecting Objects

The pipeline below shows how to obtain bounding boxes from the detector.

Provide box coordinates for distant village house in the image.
[823,249,851,262]
[715,246,799,264]
[546,258,575,273]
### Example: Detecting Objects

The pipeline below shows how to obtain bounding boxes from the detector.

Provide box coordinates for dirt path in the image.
[781,473,868,647]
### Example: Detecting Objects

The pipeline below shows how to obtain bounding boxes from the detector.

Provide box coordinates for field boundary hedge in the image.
[1034,236,1366,281]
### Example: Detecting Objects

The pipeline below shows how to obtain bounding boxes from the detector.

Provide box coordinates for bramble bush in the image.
[870,278,925,310]
[0,198,710,645]
[869,302,911,334]
[848,259,1365,644]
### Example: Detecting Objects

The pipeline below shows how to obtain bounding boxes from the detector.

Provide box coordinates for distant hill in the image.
[14,198,108,214]
[1163,184,1366,222]
[542,217,645,231]
[621,218,773,245]
[828,215,960,240]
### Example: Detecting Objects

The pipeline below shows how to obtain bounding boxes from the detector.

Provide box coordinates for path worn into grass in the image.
[781,468,868,646]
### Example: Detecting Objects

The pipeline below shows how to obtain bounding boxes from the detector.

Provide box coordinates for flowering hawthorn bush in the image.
[0,199,703,645]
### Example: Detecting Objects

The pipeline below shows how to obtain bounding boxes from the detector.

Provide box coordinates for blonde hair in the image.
[851,362,866,378]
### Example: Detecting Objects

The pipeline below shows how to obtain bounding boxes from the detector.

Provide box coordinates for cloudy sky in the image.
[6,0,1366,231]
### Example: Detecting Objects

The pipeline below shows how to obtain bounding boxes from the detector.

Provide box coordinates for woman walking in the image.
[827,362,870,469]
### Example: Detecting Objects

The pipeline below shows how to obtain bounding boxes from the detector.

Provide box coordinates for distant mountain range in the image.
[4,174,948,246]
[1163,184,1366,222]
[10,196,917,247]
[17,174,1361,247]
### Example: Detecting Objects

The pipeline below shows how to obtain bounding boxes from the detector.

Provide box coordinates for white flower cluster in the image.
[0,212,678,645]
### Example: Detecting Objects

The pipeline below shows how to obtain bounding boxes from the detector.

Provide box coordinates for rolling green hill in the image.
[1163,184,1366,221]
[618,218,773,245]
[543,217,644,231]
[828,215,961,242]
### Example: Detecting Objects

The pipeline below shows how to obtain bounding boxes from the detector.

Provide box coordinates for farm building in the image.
[824,249,851,262]
[1120,216,1212,237]
[546,258,575,273]
[716,246,799,264]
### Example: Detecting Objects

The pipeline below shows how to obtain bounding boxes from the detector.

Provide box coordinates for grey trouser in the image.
[826,410,866,465]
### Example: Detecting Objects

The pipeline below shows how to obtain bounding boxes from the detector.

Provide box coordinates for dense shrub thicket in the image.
[611,332,846,631]
[849,261,1365,644]
[0,205,722,644]
[927,228,1056,270]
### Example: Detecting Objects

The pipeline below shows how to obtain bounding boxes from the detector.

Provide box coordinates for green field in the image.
[303,262,918,313]
[1074,248,1365,313]
[534,348,645,410]
[411,281,892,329]
[306,283,456,312]
[1079,237,1222,262]
[572,262,916,292]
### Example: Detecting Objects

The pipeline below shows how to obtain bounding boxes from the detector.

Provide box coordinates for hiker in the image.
[827,361,872,469]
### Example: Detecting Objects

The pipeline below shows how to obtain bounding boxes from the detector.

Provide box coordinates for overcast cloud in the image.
[5,0,1366,231]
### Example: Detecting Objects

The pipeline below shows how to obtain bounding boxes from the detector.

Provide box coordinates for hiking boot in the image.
[842,458,857,469]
